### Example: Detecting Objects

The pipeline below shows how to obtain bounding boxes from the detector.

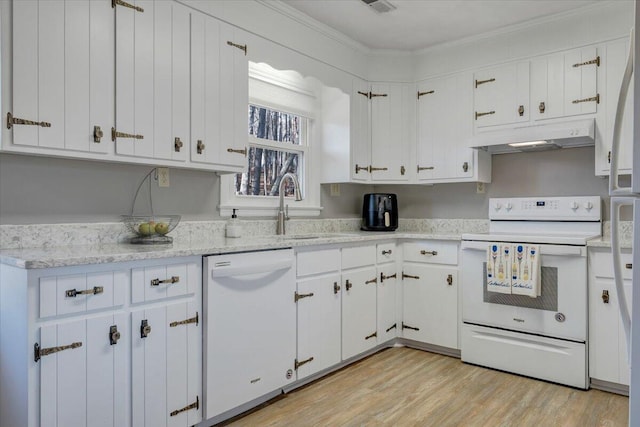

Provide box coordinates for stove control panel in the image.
[489,196,601,221]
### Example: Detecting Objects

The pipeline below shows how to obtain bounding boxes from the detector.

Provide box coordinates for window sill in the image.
[219,205,323,218]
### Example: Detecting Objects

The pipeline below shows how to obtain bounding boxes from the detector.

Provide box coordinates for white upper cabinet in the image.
[473,62,530,129]
[416,73,491,183]
[10,0,113,154]
[115,0,191,161]
[531,47,599,121]
[350,80,413,182]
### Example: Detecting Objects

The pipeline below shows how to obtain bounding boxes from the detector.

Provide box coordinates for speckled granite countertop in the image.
[0,231,463,269]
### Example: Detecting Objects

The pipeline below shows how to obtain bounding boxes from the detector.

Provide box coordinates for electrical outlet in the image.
[476,182,485,194]
[157,168,170,187]
[330,183,341,197]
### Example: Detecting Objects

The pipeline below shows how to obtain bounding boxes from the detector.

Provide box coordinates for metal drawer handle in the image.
[66,286,104,298]
[294,292,314,302]
[333,282,340,294]
[34,341,82,362]
[475,110,495,120]
[150,276,180,287]
[381,249,392,255]
[169,312,199,328]
[420,250,438,256]
[446,274,453,286]
[417,165,434,173]
[602,290,610,304]
[227,147,247,156]
[402,272,420,280]
[369,166,388,172]
[365,277,378,284]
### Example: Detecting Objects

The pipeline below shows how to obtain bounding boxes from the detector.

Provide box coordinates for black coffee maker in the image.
[361,193,398,231]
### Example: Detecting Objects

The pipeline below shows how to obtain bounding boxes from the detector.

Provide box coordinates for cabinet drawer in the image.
[132,262,198,303]
[342,245,376,270]
[297,249,340,277]
[591,250,632,280]
[377,243,396,264]
[403,241,458,265]
[40,271,127,318]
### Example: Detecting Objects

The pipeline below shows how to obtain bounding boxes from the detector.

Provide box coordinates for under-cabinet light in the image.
[508,140,548,148]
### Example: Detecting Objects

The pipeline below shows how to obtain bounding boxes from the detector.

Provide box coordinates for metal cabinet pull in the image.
[369,166,388,172]
[345,279,352,291]
[370,93,387,98]
[196,140,205,154]
[357,90,370,98]
[227,147,247,156]
[402,322,419,331]
[111,127,143,142]
[420,250,438,256]
[66,286,103,298]
[462,162,469,173]
[140,319,151,338]
[333,282,341,294]
[386,323,397,333]
[380,272,397,283]
[174,137,183,152]
[112,0,144,12]
[573,56,600,67]
[475,78,496,88]
[625,263,632,269]
[150,276,180,287]
[7,112,51,130]
[93,125,103,143]
[402,272,420,280]
[602,290,610,304]
[34,341,82,362]
[417,165,434,173]
[294,357,314,370]
[169,312,199,328]
[294,291,314,302]
[355,164,370,174]
[170,396,199,417]
[109,325,121,345]
[381,249,392,255]
[518,105,525,116]
[417,90,434,99]
[539,102,546,114]
[572,94,599,104]
[365,277,378,284]
[446,274,453,286]
[227,41,247,55]
[475,110,495,120]
[365,331,377,340]
[400,165,406,175]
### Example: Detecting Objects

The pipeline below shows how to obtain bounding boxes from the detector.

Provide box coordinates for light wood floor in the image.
[221,347,629,427]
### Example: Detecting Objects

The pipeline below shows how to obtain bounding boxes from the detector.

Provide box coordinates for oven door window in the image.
[483,263,558,311]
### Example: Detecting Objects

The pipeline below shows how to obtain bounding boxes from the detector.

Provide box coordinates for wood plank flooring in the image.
[221,347,629,427]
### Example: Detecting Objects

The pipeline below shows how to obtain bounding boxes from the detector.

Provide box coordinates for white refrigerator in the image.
[609,2,640,425]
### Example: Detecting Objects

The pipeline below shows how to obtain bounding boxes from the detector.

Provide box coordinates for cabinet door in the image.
[115,0,190,161]
[39,313,128,427]
[402,264,458,349]
[351,79,371,181]
[131,301,202,427]
[342,266,378,359]
[531,53,565,120]
[564,47,599,116]
[12,0,113,153]
[473,62,529,128]
[131,262,198,304]
[377,263,398,343]
[370,83,411,181]
[217,23,249,169]
[296,273,342,380]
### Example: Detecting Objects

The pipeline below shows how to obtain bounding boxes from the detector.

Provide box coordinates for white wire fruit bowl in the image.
[122,215,181,244]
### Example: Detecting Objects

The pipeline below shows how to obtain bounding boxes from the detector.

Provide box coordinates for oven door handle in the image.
[461,240,585,256]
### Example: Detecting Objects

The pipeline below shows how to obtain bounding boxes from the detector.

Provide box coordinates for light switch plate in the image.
[157,168,170,187]
[476,182,485,194]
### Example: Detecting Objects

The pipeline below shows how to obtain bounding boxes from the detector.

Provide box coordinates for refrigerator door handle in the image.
[609,28,635,196]
[610,197,632,360]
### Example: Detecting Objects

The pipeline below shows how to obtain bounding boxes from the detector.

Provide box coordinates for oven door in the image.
[460,240,587,341]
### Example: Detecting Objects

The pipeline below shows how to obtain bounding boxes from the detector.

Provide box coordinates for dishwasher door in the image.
[203,249,296,419]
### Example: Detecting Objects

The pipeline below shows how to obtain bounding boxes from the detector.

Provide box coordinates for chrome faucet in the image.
[276,173,302,235]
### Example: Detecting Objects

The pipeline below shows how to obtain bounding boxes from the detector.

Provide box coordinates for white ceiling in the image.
[280,0,603,51]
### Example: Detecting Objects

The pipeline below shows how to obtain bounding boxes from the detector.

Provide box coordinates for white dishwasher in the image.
[203,248,296,419]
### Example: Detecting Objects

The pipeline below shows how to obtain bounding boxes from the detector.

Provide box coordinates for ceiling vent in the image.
[360,0,397,14]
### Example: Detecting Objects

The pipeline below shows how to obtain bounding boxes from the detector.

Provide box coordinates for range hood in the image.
[469,118,595,154]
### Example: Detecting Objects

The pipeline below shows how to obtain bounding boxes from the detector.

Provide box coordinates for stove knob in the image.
[583,201,593,211]
[570,201,579,210]
[494,202,502,211]
[504,202,513,211]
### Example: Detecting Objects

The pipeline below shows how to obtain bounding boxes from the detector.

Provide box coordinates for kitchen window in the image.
[220,63,322,217]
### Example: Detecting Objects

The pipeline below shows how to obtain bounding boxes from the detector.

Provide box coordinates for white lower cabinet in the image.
[401,241,459,350]
[588,248,632,388]
[296,249,342,380]
[0,256,202,427]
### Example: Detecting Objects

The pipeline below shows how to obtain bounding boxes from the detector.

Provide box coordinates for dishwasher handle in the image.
[210,258,293,279]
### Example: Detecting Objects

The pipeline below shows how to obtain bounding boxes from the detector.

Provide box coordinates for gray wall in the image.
[0,146,616,224]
